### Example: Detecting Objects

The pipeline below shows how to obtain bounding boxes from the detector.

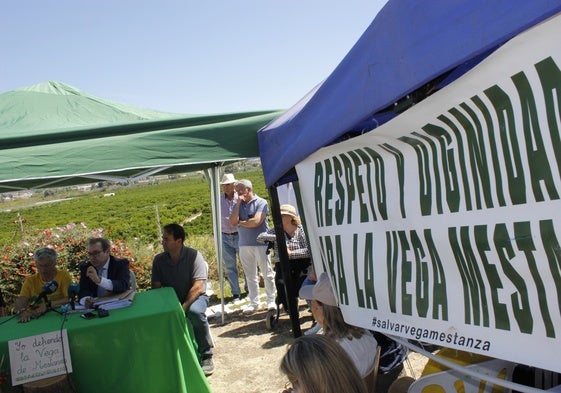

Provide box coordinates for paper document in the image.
[93,290,136,310]
[97,299,133,310]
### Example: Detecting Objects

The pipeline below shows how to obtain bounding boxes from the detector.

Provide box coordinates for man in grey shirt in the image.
[229,179,276,315]
[151,223,214,376]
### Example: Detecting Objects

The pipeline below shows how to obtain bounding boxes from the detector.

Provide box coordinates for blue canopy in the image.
[258,0,561,187]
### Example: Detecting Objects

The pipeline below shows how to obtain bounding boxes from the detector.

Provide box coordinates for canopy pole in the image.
[207,166,225,325]
[269,185,302,337]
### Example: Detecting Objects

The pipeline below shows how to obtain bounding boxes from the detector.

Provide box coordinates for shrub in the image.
[0,222,219,310]
[0,167,266,309]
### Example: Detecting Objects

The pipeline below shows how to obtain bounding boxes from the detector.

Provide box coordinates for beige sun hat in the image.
[220,173,237,184]
[280,204,298,219]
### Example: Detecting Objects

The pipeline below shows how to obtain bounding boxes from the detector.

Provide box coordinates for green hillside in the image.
[0,168,268,247]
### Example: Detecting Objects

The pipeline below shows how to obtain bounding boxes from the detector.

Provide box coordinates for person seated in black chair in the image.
[257,204,310,263]
[372,332,409,392]
[257,204,311,315]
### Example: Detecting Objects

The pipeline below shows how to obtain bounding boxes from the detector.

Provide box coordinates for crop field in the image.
[0,168,268,246]
[0,167,268,307]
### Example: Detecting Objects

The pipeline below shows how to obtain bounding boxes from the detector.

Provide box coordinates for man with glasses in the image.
[15,247,73,322]
[78,237,130,306]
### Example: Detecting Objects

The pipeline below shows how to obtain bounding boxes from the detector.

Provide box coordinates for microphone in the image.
[30,280,59,306]
[68,282,80,297]
[39,280,59,298]
[68,283,80,310]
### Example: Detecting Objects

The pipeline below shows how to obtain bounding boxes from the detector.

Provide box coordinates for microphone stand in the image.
[33,295,63,319]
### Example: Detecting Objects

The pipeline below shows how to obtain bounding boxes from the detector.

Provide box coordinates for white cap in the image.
[299,272,337,306]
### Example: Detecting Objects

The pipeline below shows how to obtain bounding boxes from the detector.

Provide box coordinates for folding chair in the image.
[408,358,516,393]
[364,346,382,393]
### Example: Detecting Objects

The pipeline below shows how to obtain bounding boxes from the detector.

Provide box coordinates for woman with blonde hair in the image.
[280,334,368,393]
[299,273,379,390]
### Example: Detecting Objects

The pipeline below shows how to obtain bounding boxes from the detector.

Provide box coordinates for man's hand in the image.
[236,186,248,203]
[85,297,95,309]
[19,302,48,323]
[86,266,101,284]
[18,310,33,323]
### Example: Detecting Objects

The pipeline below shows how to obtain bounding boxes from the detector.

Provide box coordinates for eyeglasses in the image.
[87,250,104,256]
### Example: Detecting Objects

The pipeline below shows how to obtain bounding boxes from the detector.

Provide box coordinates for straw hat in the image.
[220,173,237,184]
[280,204,298,219]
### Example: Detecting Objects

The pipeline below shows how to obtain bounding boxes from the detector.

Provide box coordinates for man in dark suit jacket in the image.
[78,237,130,305]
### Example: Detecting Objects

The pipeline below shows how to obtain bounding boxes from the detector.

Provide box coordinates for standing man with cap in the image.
[229,179,276,314]
[220,173,243,301]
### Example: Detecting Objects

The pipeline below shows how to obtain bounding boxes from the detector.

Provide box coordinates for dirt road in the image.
[206,302,427,393]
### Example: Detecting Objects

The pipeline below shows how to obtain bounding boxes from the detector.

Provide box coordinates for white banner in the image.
[296,13,561,372]
[9,329,72,385]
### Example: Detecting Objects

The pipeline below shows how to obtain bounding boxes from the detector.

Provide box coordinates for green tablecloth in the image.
[0,287,211,393]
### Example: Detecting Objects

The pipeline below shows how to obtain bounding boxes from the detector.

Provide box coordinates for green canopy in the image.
[0,81,282,192]
[0,80,283,323]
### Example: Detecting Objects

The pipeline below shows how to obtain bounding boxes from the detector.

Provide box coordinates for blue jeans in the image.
[187,294,212,358]
[222,233,241,295]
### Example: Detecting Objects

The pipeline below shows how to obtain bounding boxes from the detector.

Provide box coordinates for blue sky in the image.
[1,1,387,114]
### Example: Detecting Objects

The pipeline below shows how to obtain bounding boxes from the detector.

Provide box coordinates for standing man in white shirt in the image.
[220,173,243,301]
